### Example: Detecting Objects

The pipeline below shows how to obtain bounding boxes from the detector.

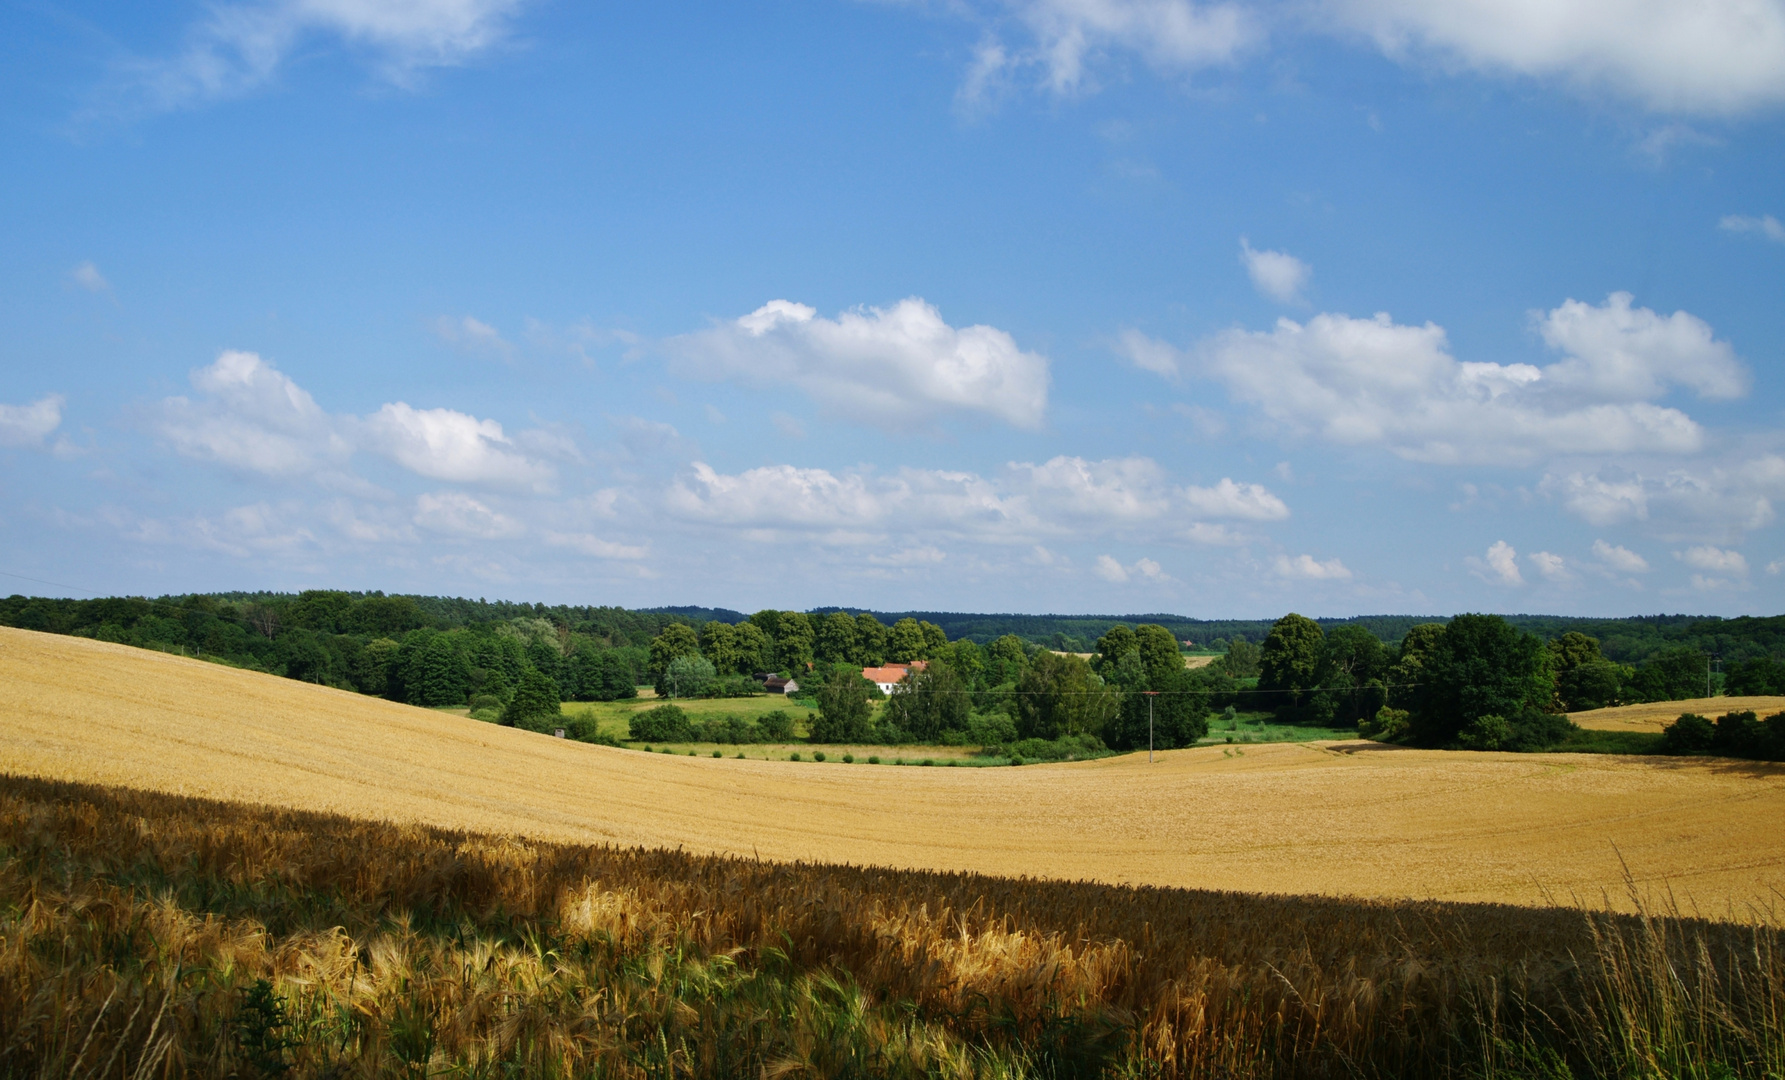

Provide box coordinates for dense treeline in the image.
[0,591,676,733]
[5,591,1780,756]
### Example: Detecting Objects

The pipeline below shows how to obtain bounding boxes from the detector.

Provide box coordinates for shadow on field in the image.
[2,772,1780,1079]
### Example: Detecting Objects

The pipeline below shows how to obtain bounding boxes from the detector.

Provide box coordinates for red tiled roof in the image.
[861,661,926,684]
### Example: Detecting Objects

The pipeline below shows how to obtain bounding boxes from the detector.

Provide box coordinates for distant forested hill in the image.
[3,592,1780,690]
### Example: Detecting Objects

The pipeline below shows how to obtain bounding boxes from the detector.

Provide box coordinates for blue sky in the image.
[2,0,1783,617]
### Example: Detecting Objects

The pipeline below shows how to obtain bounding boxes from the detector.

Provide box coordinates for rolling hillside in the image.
[3,626,1782,913]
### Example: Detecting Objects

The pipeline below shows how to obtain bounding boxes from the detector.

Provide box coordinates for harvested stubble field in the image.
[3,627,1784,913]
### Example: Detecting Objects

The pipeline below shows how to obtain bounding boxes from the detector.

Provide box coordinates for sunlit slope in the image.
[3,626,1782,912]
[1571,696,1785,731]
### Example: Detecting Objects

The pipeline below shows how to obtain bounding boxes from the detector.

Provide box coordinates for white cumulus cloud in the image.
[1273,553,1352,580]
[1165,292,1742,465]
[1530,550,1571,582]
[0,395,66,448]
[1239,238,1311,304]
[1535,292,1745,401]
[1678,544,1748,574]
[152,350,559,492]
[1543,458,1782,535]
[155,351,349,475]
[667,297,1050,430]
[1721,214,1785,242]
[1094,554,1167,583]
[664,455,1288,545]
[1592,539,1650,574]
[1467,540,1523,586]
[413,491,522,538]
[1324,0,1785,115]
[361,402,555,491]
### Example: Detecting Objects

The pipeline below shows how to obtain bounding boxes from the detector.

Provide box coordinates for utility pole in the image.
[1143,690,1160,764]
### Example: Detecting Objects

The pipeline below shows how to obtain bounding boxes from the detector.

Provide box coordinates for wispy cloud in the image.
[93,0,526,117]
[1720,214,1785,243]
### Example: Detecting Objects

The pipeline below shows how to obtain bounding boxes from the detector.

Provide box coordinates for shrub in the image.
[967,711,1018,745]
[813,751,826,762]
[788,752,801,762]
[1010,754,1025,766]
[1360,707,1410,741]
[628,704,692,743]
[468,693,505,713]
[867,755,880,764]
[711,750,721,758]
[921,758,935,766]
[1713,711,1764,758]
[758,710,796,741]
[842,753,854,763]
[1658,713,1715,755]
[1457,715,1514,751]
[563,713,618,746]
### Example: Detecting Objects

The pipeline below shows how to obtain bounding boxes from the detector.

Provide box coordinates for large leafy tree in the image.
[1015,651,1118,741]
[775,611,816,672]
[886,618,928,663]
[854,614,888,666]
[816,612,861,664]
[1314,625,1388,726]
[700,620,743,675]
[501,666,562,732]
[1411,614,1554,746]
[1106,664,1209,751]
[1134,624,1183,685]
[881,660,969,742]
[648,623,701,677]
[810,668,877,743]
[734,622,775,674]
[1388,622,1447,709]
[1259,614,1324,711]
[1548,632,1624,711]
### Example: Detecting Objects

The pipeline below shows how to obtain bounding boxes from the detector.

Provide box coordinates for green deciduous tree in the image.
[1219,637,1261,678]
[854,614,888,666]
[1135,624,1183,685]
[658,654,718,699]
[775,611,815,673]
[881,660,969,742]
[887,618,927,663]
[700,621,743,675]
[1410,614,1556,747]
[1015,651,1118,741]
[810,668,877,743]
[1259,614,1324,712]
[735,622,775,674]
[649,624,701,678]
[501,666,562,732]
[816,612,861,664]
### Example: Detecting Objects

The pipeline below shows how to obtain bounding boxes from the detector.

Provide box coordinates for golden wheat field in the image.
[3,626,1783,914]
[1570,695,1785,730]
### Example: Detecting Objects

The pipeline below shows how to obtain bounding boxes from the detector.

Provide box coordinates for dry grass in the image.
[1570,696,1785,731]
[4,627,1785,914]
[2,775,1780,1078]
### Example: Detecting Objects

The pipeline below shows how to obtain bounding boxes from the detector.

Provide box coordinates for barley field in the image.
[3,774,1781,1079]
[1570,696,1785,731]
[4,627,1783,913]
